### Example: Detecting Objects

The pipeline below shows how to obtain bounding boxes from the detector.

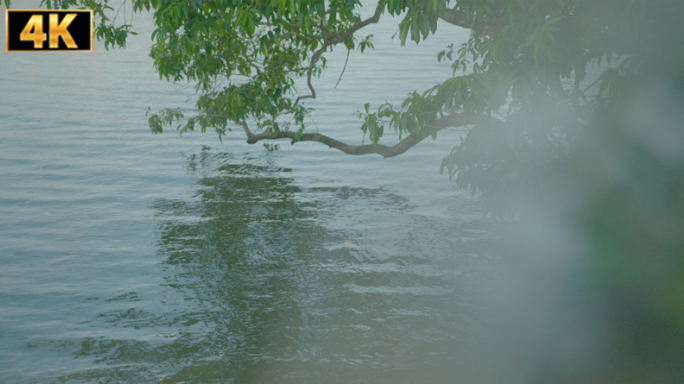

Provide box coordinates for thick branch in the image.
[439,8,491,35]
[240,113,499,158]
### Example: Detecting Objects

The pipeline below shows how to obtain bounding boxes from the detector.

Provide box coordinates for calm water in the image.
[0,3,501,382]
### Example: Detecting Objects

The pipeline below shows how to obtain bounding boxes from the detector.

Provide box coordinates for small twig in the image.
[335,48,351,89]
[111,0,127,25]
[581,76,602,94]
[306,115,321,132]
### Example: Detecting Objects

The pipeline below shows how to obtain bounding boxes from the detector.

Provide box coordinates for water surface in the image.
[0,3,500,382]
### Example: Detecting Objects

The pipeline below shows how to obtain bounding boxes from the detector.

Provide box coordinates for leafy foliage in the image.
[8,0,683,217]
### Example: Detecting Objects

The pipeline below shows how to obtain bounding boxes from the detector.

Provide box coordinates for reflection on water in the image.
[45,149,497,383]
[1,3,497,381]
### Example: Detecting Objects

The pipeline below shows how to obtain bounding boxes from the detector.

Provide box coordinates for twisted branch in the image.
[294,2,385,106]
[239,113,499,158]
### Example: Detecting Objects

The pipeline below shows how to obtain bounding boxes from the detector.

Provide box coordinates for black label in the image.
[6,10,93,52]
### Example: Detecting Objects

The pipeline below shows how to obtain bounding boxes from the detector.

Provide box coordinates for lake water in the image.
[0,3,504,383]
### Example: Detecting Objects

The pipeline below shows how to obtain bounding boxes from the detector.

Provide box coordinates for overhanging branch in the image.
[240,113,500,158]
[439,8,491,35]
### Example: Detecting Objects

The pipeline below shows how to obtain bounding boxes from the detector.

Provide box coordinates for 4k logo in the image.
[5,10,93,52]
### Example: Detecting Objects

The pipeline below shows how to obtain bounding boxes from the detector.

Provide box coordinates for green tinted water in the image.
[0,3,500,382]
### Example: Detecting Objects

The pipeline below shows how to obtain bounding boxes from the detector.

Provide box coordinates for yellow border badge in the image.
[6,9,93,52]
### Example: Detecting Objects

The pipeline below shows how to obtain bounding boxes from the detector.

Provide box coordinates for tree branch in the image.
[294,3,385,106]
[439,8,491,35]
[240,113,499,158]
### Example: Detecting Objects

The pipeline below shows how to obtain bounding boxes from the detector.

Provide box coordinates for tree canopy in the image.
[10,0,683,215]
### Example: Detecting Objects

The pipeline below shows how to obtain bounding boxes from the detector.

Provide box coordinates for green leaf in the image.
[429,14,438,34]
[419,12,430,39]
[410,13,420,43]
[399,19,409,45]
